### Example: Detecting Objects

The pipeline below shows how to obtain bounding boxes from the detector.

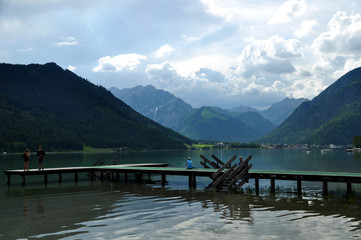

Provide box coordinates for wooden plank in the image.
[200,154,218,169]
[212,155,237,179]
[211,163,237,188]
[200,161,210,168]
[228,163,253,188]
[211,154,225,167]
[228,155,252,179]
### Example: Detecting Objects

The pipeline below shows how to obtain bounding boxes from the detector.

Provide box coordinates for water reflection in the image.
[23,197,29,216]
[3,182,361,239]
[3,150,361,239]
[37,196,45,215]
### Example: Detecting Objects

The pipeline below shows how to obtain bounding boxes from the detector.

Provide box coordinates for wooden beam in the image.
[347,182,352,195]
[323,181,328,196]
[6,174,10,185]
[255,177,259,195]
[161,173,166,186]
[211,163,237,188]
[270,178,275,194]
[228,164,253,188]
[211,154,225,167]
[200,161,210,168]
[200,154,218,169]
[297,176,302,195]
[212,155,237,179]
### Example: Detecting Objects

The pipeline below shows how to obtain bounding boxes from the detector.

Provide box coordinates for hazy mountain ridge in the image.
[176,106,275,142]
[0,63,191,152]
[111,85,282,142]
[228,97,308,125]
[260,67,361,145]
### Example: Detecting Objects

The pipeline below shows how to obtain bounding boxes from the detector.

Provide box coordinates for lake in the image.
[1,148,361,239]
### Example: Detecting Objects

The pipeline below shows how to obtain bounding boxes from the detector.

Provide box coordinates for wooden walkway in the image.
[4,165,361,195]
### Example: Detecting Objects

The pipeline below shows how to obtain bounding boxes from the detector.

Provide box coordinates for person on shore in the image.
[186,157,193,169]
[23,148,30,171]
[37,145,45,170]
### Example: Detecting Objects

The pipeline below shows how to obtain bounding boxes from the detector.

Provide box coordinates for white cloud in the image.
[313,11,361,56]
[294,20,317,38]
[153,44,175,58]
[333,57,361,79]
[145,61,184,87]
[269,0,308,24]
[237,35,302,77]
[93,54,147,72]
[67,65,76,72]
[287,78,325,99]
[200,0,276,24]
[2,0,361,108]
[55,36,78,46]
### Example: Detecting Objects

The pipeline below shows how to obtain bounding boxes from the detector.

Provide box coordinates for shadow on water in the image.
[2,180,361,239]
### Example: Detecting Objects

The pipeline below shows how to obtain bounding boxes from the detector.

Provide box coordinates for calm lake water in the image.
[1,148,361,239]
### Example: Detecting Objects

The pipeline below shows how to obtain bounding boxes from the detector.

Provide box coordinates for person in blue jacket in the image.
[186,157,193,169]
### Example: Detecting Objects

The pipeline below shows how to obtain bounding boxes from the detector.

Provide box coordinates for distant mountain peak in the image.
[260,67,361,145]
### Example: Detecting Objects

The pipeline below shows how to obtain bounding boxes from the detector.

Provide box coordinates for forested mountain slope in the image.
[260,67,361,145]
[0,63,191,152]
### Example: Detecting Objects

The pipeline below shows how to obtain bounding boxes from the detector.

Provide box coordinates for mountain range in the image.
[228,97,309,125]
[261,66,361,145]
[0,63,191,152]
[111,85,306,142]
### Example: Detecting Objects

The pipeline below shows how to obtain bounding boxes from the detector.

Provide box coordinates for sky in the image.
[1,0,361,109]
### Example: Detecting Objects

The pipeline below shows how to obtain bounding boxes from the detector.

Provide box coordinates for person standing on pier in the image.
[23,148,30,171]
[37,145,45,170]
[186,157,193,169]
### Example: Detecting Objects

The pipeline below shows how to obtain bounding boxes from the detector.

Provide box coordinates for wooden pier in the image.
[4,163,361,196]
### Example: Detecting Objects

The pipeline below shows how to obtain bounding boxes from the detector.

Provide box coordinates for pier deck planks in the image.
[4,166,361,195]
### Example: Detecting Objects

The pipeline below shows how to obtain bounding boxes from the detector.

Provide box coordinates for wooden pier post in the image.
[297,177,302,196]
[161,173,166,186]
[322,181,328,196]
[74,172,78,182]
[135,173,142,182]
[188,175,196,188]
[59,173,62,183]
[44,174,48,185]
[6,175,10,185]
[116,171,120,181]
[270,178,275,194]
[22,175,25,186]
[125,172,128,182]
[255,177,259,195]
[347,182,352,195]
